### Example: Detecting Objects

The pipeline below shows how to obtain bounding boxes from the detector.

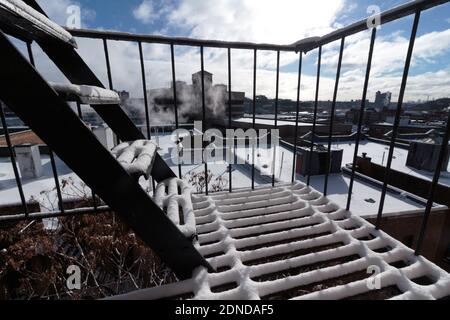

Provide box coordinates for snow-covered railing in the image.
[0,0,77,47]
[51,83,120,105]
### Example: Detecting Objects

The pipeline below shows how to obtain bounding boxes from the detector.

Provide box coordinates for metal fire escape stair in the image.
[50,83,121,105]
[0,0,213,279]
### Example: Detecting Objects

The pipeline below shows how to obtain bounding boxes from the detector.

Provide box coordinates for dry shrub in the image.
[0,212,177,299]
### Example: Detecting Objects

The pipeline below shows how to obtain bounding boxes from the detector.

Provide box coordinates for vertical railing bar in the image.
[376,11,421,229]
[103,38,114,90]
[170,43,182,178]
[74,101,98,212]
[48,151,64,213]
[138,41,152,140]
[306,46,322,186]
[228,47,233,193]
[346,27,377,211]
[415,108,450,255]
[0,101,28,216]
[76,101,83,119]
[324,37,345,196]
[272,50,280,187]
[251,49,257,190]
[91,187,99,212]
[138,41,157,193]
[200,46,209,195]
[26,41,35,66]
[102,39,117,196]
[27,42,65,214]
[103,38,119,153]
[292,52,303,183]
[152,177,156,194]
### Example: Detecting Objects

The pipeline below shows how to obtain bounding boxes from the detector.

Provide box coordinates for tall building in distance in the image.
[148,71,246,125]
[117,90,130,103]
[375,91,392,109]
[192,70,213,92]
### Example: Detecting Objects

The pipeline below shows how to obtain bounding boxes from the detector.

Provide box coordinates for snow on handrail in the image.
[50,83,120,105]
[0,0,77,47]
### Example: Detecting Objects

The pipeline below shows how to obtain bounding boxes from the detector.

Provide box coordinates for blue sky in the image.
[34,0,450,103]
[41,0,450,42]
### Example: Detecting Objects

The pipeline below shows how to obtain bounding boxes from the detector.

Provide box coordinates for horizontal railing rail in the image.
[68,28,296,52]
[301,0,449,51]
[67,0,448,53]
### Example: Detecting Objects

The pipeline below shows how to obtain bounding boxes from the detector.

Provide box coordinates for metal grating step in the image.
[107,182,450,300]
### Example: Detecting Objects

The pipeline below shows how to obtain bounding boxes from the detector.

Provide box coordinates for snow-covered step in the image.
[111,140,158,179]
[0,0,77,47]
[108,181,450,300]
[152,177,197,240]
[51,83,120,105]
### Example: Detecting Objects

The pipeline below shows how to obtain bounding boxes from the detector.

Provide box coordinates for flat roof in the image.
[1,134,443,218]
[229,143,433,218]
[0,154,81,208]
[373,122,441,129]
[338,140,450,187]
[233,117,324,127]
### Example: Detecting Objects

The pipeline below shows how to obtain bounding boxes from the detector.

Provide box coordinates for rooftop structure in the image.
[375,91,393,110]
[149,71,246,124]
[406,140,450,172]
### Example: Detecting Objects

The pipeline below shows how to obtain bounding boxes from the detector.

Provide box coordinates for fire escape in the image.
[1,0,450,299]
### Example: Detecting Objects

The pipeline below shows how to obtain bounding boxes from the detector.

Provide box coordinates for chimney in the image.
[92,124,115,150]
[357,152,372,173]
[14,144,43,179]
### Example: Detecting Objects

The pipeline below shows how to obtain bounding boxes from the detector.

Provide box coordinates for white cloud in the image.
[67,29,450,105]
[25,1,450,110]
[133,1,156,24]
[30,0,350,102]
[323,29,450,74]
[37,0,96,28]
[167,0,345,44]
[318,27,450,100]
[345,2,358,13]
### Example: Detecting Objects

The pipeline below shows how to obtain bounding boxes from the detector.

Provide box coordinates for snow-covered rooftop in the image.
[1,133,442,219]
[1,132,449,300]
[233,117,324,127]
[338,140,450,187]
[226,142,439,218]
[0,153,82,208]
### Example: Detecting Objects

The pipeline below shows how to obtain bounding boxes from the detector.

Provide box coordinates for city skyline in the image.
[12,0,449,103]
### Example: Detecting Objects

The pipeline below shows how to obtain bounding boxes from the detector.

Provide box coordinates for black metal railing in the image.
[0,0,449,259]
[346,27,377,211]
